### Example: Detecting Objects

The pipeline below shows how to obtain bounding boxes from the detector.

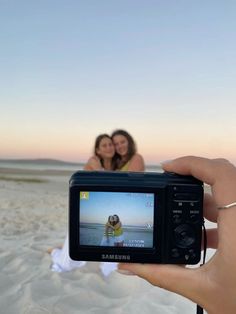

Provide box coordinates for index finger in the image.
[162,156,219,185]
[162,156,236,207]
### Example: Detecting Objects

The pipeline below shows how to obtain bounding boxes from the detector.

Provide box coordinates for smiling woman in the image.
[111,129,145,172]
[83,134,116,171]
[48,133,118,273]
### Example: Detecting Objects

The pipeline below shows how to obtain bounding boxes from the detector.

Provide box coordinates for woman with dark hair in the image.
[48,131,144,275]
[48,134,116,272]
[84,134,116,170]
[111,129,145,171]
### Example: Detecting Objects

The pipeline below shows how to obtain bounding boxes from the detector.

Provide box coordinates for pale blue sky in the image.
[1,1,236,163]
[80,191,154,225]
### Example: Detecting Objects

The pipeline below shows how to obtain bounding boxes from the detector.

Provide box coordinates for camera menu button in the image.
[172,214,182,224]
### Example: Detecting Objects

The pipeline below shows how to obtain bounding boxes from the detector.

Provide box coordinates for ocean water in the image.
[0,159,84,172]
[80,223,153,247]
[0,159,162,173]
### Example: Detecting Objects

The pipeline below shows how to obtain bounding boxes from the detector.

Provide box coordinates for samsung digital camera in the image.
[69,171,203,264]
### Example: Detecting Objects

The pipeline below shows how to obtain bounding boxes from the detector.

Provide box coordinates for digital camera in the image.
[69,171,203,264]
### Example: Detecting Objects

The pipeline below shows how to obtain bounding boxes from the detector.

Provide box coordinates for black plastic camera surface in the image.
[69,171,203,264]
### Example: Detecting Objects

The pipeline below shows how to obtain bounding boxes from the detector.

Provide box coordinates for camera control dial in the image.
[174,224,196,248]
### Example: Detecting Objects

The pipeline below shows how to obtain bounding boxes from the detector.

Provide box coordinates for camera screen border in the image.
[69,185,165,263]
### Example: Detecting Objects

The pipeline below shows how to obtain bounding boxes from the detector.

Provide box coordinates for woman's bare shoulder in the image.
[128,154,145,171]
[132,154,144,161]
[84,156,102,170]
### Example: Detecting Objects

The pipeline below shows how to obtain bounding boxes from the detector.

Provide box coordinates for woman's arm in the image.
[106,223,115,230]
[113,222,121,230]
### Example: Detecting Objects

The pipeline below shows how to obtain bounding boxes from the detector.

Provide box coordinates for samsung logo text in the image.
[101,254,131,261]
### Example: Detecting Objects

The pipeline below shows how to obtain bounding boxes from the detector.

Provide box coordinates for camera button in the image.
[172,214,182,224]
[189,201,200,208]
[188,214,200,223]
[184,254,190,261]
[174,224,196,248]
[174,201,184,207]
[188,249,197,260]
[188,204,201,223]
[174,193,198,201]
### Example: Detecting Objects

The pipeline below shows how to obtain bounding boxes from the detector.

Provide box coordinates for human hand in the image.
[118,156,236,314]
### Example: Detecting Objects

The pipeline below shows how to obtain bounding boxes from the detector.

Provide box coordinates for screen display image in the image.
[79,191,154,248]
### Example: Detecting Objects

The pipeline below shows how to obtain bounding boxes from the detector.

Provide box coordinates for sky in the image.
[1,1,236,164]
[80,191,154,225]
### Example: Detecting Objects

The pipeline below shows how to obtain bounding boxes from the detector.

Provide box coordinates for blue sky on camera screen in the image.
[80,191,154,226]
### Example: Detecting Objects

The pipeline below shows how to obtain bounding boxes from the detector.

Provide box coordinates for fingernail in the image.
[116,269,135,276]
[160,159,173,165]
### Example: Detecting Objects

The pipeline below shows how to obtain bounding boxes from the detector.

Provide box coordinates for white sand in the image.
[0,169,213,314]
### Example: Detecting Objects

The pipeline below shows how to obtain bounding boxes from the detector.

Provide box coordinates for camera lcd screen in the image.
[79,191,154,248]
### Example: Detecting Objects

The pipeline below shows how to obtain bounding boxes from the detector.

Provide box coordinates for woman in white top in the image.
[48,134,116,273]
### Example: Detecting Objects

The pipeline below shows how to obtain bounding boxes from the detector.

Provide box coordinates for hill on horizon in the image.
[0,158,84,166]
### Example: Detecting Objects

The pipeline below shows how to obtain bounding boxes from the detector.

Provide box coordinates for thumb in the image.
[118,263,204,305]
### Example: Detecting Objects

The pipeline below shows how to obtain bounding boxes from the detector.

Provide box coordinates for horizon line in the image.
[0,157,161,168]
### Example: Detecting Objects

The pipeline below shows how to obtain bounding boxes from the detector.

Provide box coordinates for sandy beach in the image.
[0,166,214,314]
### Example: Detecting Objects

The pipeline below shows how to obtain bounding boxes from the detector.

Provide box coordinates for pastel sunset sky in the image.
[1,1,236,164]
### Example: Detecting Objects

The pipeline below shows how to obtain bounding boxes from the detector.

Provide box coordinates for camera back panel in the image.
[69,171,203,265]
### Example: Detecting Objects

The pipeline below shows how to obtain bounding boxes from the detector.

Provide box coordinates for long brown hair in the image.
[94,134,116,170]
[111,129,137,170]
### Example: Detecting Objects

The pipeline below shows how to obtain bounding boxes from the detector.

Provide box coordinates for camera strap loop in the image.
[196,219,207,314]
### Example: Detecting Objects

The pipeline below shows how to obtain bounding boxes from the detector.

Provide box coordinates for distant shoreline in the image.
[0,167,74,177]
[0,158,84,166]
[0,158,84,175]
[0,158,162,173]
